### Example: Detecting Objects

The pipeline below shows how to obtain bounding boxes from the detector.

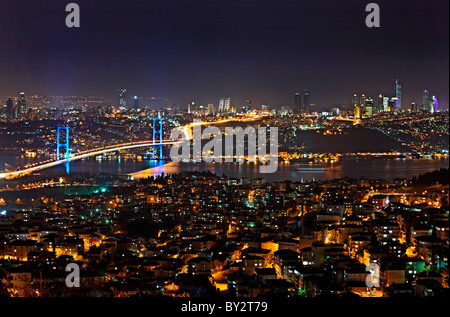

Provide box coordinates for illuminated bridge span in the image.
[0,139,183,179]
[0,117,260,180]
[0,119,192,180]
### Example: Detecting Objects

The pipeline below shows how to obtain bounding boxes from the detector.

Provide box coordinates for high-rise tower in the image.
[118,89,127,108]
[365,98,374,117]
[422,90,433,113]
[18,92,26,116]
[132,96,139,109]
[6,98,14,119]
[432,96,438,112]
[352,94,359,107]
[224,98,231,112]
[294,92,301,114]
[218,98,231,112]
[303,90,310,113]
[360,94,367,116]
[395,79,402,110]
[377,94,384,112]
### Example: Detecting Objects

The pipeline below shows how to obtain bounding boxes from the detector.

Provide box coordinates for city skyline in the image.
[0,0,448,303]
[0,80,446,112]
[0,0,448,109]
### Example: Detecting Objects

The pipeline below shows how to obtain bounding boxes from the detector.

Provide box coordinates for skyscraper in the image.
[365,97,374,117]
[119,89,127,108]
[377,94,384,112]
[207,104,214,115]
[243,99,252,113]
[294,92,301,114]
[18,92,26,116]
[303,90,310,113]
[352,94,359,107]
[422,90,429,106]
[383,97,389,112]
[219,98,231,112]
[410,102,419,112]
[422,90,434,113]
[132,96,139,109]
[6,98,14,119]
[432,96,439,112]
[352,94,360,118]
[389,97,398,112]
[224,98,230,112]
[395,79,402,110]
[360,94,367,116]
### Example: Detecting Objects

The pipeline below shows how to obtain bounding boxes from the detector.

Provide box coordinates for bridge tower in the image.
[152,118,163,159]
[56,126,70,174]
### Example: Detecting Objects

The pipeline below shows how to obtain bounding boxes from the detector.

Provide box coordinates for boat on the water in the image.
[296,163,327,172]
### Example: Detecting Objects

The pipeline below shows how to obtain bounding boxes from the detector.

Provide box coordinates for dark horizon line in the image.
[1,90,448,109]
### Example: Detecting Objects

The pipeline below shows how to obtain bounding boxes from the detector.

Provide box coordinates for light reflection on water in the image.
[128,158,449,182]
[1,149,448,182]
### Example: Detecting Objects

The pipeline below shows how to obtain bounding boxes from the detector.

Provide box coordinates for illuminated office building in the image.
[18,92,26,116]
[395,79,402,110]
[303,89,310,113]
[365,98,374,117]
[294,92,301,114]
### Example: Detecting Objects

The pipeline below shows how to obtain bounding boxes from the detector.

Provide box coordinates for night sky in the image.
[0,0,448,109]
